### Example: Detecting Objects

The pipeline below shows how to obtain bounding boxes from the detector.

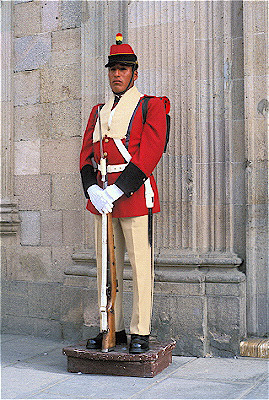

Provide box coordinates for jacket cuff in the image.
[80,164,98,198]
[115,162,147,198]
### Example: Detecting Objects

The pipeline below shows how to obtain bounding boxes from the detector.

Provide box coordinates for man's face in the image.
[108,63,138,94]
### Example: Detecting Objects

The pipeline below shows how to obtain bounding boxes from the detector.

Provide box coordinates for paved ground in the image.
[1,333,268,399]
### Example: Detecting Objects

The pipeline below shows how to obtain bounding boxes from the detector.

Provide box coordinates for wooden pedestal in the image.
[63,340,176,378]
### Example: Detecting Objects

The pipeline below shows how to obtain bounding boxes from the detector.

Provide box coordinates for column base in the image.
[67,249,246,357]
[0,199,20,236]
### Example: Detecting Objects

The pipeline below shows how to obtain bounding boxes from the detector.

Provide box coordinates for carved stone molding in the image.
[0,200,20,236]
[68,248,243,284]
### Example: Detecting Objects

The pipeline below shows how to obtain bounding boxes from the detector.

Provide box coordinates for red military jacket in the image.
[80,92,167,218]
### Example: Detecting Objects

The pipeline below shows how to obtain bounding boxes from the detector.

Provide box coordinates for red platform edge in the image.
[63,339,176,378]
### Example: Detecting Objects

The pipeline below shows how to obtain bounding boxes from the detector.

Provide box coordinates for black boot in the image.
[129,334,149,354]
[116,329,128,345]
[86,330,127,349]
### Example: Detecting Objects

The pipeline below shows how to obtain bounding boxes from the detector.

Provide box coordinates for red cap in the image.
[105,33,138,68]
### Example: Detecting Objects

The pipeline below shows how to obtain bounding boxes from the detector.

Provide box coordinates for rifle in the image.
[102,212,117,351]
[98,106,117,352]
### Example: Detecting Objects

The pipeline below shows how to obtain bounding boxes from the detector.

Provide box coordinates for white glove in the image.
[104,184,124,202]
[87,185,113,214]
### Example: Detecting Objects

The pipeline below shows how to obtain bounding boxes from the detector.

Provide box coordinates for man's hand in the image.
[87,185,113,214]
[104,184,124,202]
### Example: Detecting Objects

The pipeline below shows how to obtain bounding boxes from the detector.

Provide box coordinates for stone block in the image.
[252,1,267,33]
[50,100,81,138]
[14,1,41,37]
[28,282,62,319]
[231,1,243,38]
[61,1,82,29]
[14,33,51,72]
[40,65,81,104]
[61,285,84,324]
[231,119,245,162]
[247,204,268,230]
[51,47,81,68]
[64,275,92,288]
[84,210,96,248]
[206,282,240,296]
[14,103,51,141]
[252,76,268,112]
[1,240,21,281]
[1,280,29,317]
[16,246,52,282]
[82,285,99,327]
[51,28,81,67]
[52,246,74,281]
[253,33,267,76]
[61,321,83,341]
[253,118,268,161]
[207,296,242,356]
[213,119,225,163]
[257,295,269,335]
[33,317,62,339]
[40,137,81,174]
[1,315,34,336]
[20,211,41,246]
[232,163,245,206]
[14,71,40,106]
[82,325,99,341]
[154,281,203,296]
[251,162,269,204]
[1,246,7,278]
[41,211,63,245]
[52,27,80,51]
[232,79,244,120]
[41,0,60,32]
[232,37,244,80]
[14,139,40,175]
[152,293,205,356]
[52,174,84,211]
[62,210,83,245]
[233,204,247,265]
[14,174,51,211]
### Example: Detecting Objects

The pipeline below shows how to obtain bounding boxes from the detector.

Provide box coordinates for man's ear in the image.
[133,70,138,82]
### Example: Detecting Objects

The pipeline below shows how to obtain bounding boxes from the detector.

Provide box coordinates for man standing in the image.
[80,34,168,354]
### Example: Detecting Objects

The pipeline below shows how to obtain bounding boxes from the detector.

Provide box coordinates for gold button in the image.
[105,138,109,143]
[130,192,134,196]
[104,152,108,157]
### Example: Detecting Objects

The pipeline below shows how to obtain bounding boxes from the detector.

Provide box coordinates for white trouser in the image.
[94,214,154,335]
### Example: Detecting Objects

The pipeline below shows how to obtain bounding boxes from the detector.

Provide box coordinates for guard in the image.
[80,33,169,354]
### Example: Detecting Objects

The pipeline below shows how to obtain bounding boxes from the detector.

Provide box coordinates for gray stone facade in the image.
[1,0,268,356]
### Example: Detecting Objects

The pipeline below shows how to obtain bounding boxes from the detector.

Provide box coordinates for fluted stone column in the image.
[128,1,244,271]
[243,0,268,337]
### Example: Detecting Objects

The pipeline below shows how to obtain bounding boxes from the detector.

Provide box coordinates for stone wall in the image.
[1,0,268,356]
[2,0,84,339]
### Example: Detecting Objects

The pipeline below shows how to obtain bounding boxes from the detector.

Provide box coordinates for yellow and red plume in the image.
[116,33,123,45]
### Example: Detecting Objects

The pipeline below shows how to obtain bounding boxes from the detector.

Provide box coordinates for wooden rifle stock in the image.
[102,212,117,351]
